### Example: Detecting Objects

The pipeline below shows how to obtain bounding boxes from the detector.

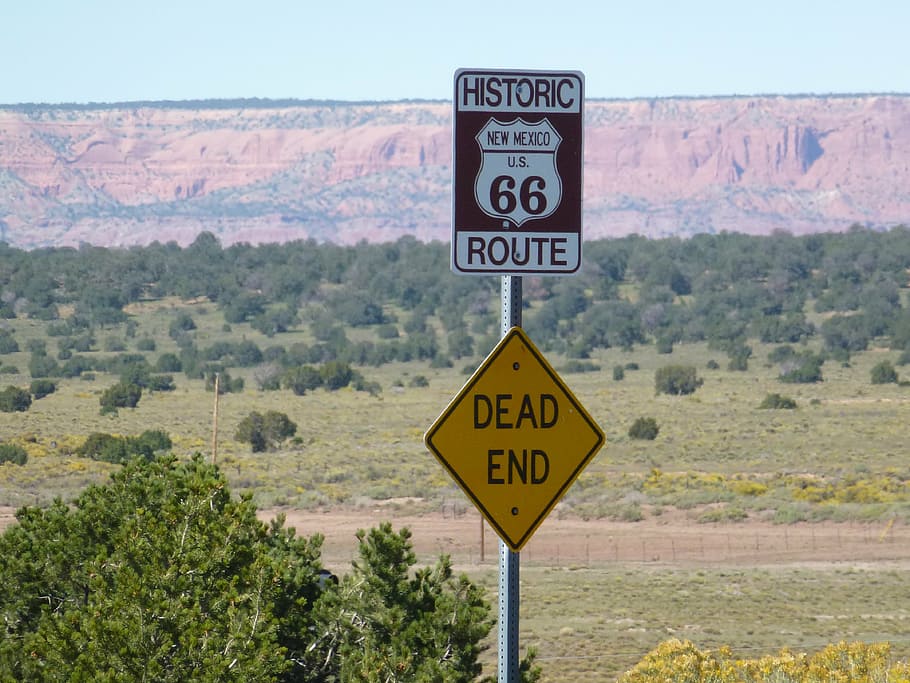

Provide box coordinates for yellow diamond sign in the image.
[425,327,605,551]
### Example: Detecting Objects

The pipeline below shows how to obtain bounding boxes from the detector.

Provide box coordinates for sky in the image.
[2,0,909,105]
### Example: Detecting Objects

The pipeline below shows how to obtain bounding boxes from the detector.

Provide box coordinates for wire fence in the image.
[275,505,910,570]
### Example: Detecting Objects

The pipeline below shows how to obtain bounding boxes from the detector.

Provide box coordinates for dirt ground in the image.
[3,503,906,573]
[257,506,910,573]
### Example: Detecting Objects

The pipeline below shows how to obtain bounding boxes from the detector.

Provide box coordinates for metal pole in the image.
[211,372,220,465]
[499,274,521,683]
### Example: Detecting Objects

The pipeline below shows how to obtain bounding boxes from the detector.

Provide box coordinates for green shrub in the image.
[155,352,182,372]
[321,361,354,390]
[768,344,797,364]
[28,352,60,379]
[29,379,56,399]
[76,430,172,464]
[655,365,702,395]
[870,360,899,384]
[759,393,797,409]
[376,323,399,339]
[235,410,297,452]
[726,344,751,371]
[283,365,323,395]
[99,382,142,415]
[0,386,31,412]
[0,443,27,465]
[76,433,129,463]
[147,374,176,392]
[562,360,600,373]
[104,337,127,352]
[0,332,19,354]
[779,353,824,383]
[629,417,660,440]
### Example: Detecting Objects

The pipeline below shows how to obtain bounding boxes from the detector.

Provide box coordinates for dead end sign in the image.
[425,327,605,551]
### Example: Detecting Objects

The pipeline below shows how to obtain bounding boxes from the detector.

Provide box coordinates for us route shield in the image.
[474,118,563,228]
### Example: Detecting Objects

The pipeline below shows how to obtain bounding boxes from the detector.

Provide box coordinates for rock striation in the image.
[0,95,908,249]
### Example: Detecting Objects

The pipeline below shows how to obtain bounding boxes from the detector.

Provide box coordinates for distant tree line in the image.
[1,226,910,388]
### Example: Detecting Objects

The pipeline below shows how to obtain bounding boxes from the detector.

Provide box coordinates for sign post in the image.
[430,67,596,682]
[499,275,521,683]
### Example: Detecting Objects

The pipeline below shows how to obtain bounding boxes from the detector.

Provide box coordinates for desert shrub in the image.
[0,332,19,355]
[104,337,127,352]
[29,379,56,399]
[99,382,142,415]
[779,353,824,383]
[376,323,399,339]
[728,480,768,496]
[613,365,625,381]
[28,352,60,378]
[76,432,129,463]
[168,311,196,338]
[76,430,172,464]
[562,359,600,373]
[0,443,27,465]
[768,344,797,364]
[321,361,354,390]
[235,410,297,452]
[871,359,899,384]
[129,430,172,459]
[155,352,182,372]
[26,339,46,354]
[0,386,31,412]
[353,376,382,396]
[136,337,156,351]
[655,365,702,395]
[283,365,323,395]
[146,374,176,392]
[628,417,660,440]
[726,344,751,371]
[617,638,908,683]
[706,359,720,369]
[697,506,748,523]
[0,365,18,374]
[759,393,797,409]
[253,364,283,391]
[409,375,429,387]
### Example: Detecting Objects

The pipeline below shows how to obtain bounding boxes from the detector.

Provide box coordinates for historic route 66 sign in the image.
[453,69,584,275]
[474,118,562,228]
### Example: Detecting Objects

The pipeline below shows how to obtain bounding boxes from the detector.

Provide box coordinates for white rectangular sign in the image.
[452,69,584,275]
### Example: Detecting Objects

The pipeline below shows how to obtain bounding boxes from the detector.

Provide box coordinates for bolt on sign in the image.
[425,327,605,551]
[452,69,584,275]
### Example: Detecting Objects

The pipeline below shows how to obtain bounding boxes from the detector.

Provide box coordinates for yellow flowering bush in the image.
[618,639,910,683]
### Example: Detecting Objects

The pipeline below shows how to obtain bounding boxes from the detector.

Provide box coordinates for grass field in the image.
[1,301,909,680]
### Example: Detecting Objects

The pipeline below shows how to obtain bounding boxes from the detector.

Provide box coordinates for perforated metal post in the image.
[499,274,521,683]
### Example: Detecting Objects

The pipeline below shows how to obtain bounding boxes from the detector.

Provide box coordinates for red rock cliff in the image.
[0,95,907,248]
